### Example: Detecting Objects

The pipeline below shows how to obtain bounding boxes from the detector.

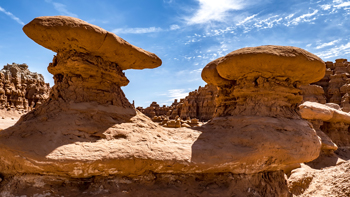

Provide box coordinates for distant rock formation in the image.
[138,84,217,122]
[300,59,350,158]
[288,59,350,196]
[0,63,49,114]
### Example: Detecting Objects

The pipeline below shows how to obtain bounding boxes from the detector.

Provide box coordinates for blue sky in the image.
[0,0,350,107]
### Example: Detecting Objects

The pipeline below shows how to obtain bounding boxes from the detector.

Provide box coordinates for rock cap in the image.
[23,16,162,70]
[202,45,325,85]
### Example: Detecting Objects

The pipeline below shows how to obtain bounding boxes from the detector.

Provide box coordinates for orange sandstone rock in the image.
[201,45,323,171]
[203,45,325,85]
[23,16,161,70]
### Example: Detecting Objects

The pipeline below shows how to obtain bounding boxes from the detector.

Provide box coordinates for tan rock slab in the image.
[23,16,162,70]
[299,101,350,123]
[0,113,320,178]
[202,45,325,85]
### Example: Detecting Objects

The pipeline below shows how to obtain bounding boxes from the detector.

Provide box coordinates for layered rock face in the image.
[0,18,325,196]
[285,60,350,196]
[0,44,322,196]
[312,58,350,108]
[300,59,350,159]
[0,63,49,114]
[199,45,324,196]
[288,162,350,196]
[139,84,217,122]
[202,46,325,119]
[139,101,170,118]
[180,84,217,121]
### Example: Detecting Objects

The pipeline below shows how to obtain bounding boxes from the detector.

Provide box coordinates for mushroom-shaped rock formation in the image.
[0,28,322,195]
[200,45,323,174]
[202,45,325,118]
[23,16,161,71]
[22,16,161,106]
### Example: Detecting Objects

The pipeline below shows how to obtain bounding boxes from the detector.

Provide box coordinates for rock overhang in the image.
[23,16,162,71]
[202,45,326,86]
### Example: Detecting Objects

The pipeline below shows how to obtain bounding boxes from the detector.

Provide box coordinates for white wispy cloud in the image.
[316,41,350,59]
[253,15,283,29]
[163,0,174,3]
[189,68,203,74]
[167,89,189,101]
[112,27,163,34]
[289,10,319,25]
[0,6,24,25]
[334,1,350,8]
[237,14,258,25]
[112,24,181,34]
[170,24,180,30]
[45,0,78,18]
[52,2,78,17]
[315,39,341,49]
[186,0,248,25]
[320,4,332,10]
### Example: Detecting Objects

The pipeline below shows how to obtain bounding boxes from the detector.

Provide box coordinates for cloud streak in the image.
[237,14,258,25]
[186,0,248,25]
[316,41,350,59]
[113,27,163,34]
[167,89,189,101]
[289,10,319,25]
[112,24,181,34]
[0,6,24,25]
[52,2,78,17]
[315,39,341,49]
[334,1,350,8]
[45,0,78,18]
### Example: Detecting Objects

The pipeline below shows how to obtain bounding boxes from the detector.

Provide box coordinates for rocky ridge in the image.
[138,84,217,123]
[0,63,49,119]
[286,58,350,196]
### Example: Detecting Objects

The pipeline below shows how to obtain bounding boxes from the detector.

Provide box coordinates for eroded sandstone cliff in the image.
[139,84,217,122]
[0,63,49,118]
[0,20,325,197]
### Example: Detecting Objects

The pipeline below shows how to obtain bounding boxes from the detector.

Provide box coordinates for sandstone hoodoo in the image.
[202,45,325,118]
[0,26,325,196]
[200,45,325,191]
[23,16,161,106]
[0,16,167,177]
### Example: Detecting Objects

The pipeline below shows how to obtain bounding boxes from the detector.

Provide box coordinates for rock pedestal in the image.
[0,21,324,197]
[201,45,325,195]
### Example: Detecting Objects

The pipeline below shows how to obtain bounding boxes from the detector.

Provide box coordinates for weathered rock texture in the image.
[300,59,350,159]
[0,171,291,197]
[0,38,324,195]
[288,161,350,196]
[139,84,217,122]
[199,45,325,196]
[0,63,49,115]
[288,60,350,196]
[313,58,350,109]
[202,45,325,119]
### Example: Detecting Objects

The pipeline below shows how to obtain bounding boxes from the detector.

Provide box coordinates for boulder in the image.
[299,101,350,124]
